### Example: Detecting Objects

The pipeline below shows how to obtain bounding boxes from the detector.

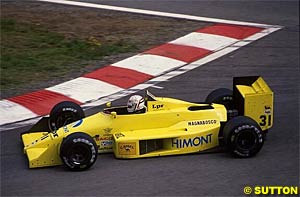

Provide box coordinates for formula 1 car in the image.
[21,76,273,171]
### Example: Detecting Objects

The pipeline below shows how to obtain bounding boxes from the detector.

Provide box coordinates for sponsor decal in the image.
[94,135,113,142]
[103,128,113,134]
[115,133,125,139]
[222,96,233,101]
[152,104,164,110]
[188,120,217,126]
[52,130,59,138]
[118,142,136,155]
[172,134,212,148]
[40,134,49,141]
[264,106,271,114]
[62,107,77,113]
[94,135,100,141]
[63,126,69,133]
[100,136,113,141]
[101,140,113,147]
[100,147,112,151]
[72,119,83,128]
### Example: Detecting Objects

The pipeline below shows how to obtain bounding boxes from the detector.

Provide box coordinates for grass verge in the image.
[0,18,137,91]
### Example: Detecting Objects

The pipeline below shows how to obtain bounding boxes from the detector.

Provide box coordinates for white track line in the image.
[36,0,282,29]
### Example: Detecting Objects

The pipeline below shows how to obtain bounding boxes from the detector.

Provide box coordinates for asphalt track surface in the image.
[1,0,299,196]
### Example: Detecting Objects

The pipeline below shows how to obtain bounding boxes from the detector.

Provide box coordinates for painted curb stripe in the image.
[46,77,123,103]
[143,43,212,63]
[81,28,283,110]
[0,100,38,124]
[112,54,186,76]
[83,65,153,89]
[8,90,81,115]
[0,10,282,127]
[197,23,264,39]
[170,32,239,51]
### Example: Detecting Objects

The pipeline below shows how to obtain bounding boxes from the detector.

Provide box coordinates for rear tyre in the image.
[49,101,84,131]
[205,88,233,110]
[60,132,98,171]
[223,116,264,158]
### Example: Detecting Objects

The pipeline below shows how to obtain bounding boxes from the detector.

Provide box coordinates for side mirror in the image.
[111,111,117,119]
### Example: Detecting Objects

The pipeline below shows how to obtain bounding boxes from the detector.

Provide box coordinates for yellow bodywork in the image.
[21,76,274,168]
[235,77,273,131]
[22,132,63,167]
[22,96,226,168]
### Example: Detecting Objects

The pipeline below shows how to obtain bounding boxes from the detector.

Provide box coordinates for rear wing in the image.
[233,76,274,131]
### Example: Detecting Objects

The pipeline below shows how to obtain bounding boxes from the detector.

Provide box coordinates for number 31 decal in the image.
[260,115,272,126]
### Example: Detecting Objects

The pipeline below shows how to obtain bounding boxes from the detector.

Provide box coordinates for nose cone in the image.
[22,132,62,168]
[22,132,47,148]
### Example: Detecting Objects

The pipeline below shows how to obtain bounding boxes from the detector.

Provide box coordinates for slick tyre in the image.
[223,116,264,158]
[60,132,98,171]
[49,101,84,131]
[205,88,233,110]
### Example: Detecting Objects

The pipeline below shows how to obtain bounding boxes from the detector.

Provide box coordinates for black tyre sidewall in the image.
[205,88,233,110]
[60,132,98,171]
[223,116,264,158]
[49,101,84,130]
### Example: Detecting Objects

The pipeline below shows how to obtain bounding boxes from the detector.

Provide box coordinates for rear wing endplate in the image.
[233,76,274,130]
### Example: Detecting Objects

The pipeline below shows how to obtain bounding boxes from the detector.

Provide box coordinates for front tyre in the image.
[60,132,98,171]
[223,116,264,158]
[49,101,84,131]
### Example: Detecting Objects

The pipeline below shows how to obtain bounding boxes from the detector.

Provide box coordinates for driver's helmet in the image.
[127,95,145,113]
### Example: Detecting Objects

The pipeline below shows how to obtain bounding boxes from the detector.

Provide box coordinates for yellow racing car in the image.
[21,76,273,171]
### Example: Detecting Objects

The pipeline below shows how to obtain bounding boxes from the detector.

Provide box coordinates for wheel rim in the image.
[236,129,257,151]
[69,144,91,165]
